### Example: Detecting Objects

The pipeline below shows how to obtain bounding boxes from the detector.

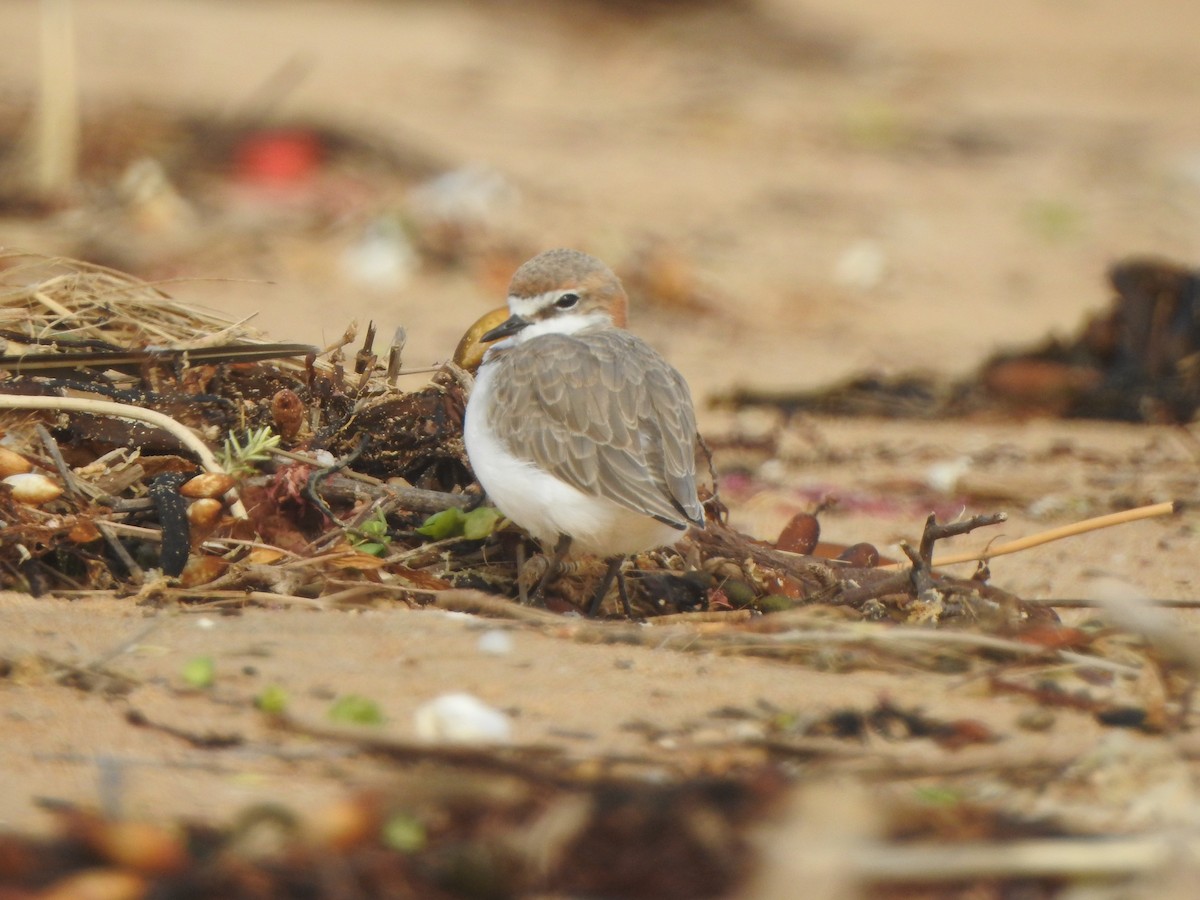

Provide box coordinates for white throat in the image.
[514,310,609,342]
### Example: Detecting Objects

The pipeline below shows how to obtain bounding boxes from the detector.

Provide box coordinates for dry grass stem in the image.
[854,835,1192,882]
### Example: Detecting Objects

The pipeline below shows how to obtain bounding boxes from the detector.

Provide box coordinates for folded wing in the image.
[488,330,704,529]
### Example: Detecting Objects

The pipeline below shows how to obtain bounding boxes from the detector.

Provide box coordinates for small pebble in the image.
[477,630,513,656]
[833,239,887,290]
[925,457,971,494]
[414,692,511,744]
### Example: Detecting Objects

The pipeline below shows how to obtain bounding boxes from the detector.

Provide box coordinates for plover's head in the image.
[480,249,629,347]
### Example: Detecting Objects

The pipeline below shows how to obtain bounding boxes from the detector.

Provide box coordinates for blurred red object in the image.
[233,128,323,185]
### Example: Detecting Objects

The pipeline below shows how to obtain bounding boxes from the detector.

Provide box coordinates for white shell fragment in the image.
[4,473,63,506]
[477,629,514,656]
[924,457,971,494]
[414,692,512,744]
[833,239,887,290]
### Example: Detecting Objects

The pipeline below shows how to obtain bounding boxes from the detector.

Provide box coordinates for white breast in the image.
[464,361,685,557]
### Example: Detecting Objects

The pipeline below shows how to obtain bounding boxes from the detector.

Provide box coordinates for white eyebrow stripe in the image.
[508,293,555,318]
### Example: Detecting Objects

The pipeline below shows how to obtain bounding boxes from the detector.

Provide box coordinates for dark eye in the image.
[555,292,580,309]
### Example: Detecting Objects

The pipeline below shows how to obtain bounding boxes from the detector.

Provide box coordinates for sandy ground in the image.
[0,0,1199,889]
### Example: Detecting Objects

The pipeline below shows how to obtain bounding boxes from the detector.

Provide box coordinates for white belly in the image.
[464,364,685,557]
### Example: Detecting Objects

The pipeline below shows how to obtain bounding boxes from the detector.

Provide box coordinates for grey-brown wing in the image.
[488,330,703,528]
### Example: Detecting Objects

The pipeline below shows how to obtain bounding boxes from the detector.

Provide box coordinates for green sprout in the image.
[329,694,384,726]
[255,684,288,714]
[913,785,962,806]
[218,426,282,476]
[381,813,427,853]
[182,656,216,689]
[350,507,392,556]
[1023,199,1084,242]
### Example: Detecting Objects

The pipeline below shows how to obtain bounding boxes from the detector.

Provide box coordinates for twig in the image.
[879,501,1179,570]
[386,326,406,386]
[267,446,382,485]
[0,394,247,518]
[430,588,566,624]
[832,572,912,606]
[917,511,1007,565]
[34,423,81,495]
[36,422,144,580]
[1023,597,1200,608]
[264,451,473,512]
[353,320,377,394]
[85,614,175,670]
[35,424,147,582]
[276,713,583,786]
[97,522,144,583]
[197,537,299,556]
[898,540,935,598]
[649,623,1140,675]
[645,609,753,626]
[853,835,1192,883]
[88,520,163,541]
[422,592,1143,675]
[181,591,329,610]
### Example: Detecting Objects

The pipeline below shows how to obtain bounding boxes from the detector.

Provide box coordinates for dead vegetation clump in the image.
[0,249,1065,627]
[716,257,1200,425]
[0,253,1195,896]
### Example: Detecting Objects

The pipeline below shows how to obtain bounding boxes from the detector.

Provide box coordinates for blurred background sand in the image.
[1,0,1197,407]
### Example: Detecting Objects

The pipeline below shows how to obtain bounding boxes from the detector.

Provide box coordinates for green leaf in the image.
[461,507,501,540]
[182,656,215,689]
[913,785,961,806]
[755,594,795,613]
[255,684,288,714]
[1023,199,1084,242]
[381,813,426,853]
[355,542,388,557]
[416,507,465,539]
[329,694,384,726]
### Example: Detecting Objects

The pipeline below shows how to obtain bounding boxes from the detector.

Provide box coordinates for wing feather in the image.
[487,329,703,528]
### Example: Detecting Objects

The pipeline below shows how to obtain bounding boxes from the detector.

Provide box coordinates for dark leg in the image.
[528,533,572,606]
[588,556,635,619]
[515,542,528,606]
[615,567,634,620]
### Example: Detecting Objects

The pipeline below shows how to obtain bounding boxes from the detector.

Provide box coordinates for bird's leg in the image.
[588,556,634,619]
[528,533,572,606]
[615,567,634,620]
[514,541,528,605]
[588,557,621,617]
